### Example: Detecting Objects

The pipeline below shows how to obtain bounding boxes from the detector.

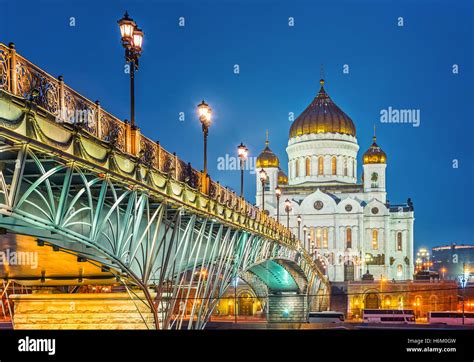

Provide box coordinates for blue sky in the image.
[2,0,473,250]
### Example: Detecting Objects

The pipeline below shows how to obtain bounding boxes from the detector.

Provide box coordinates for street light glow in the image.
[237,142,248,160]
[132,28,144,52]
[275,186,281,197]
[198,100,212,125]
[118,12,136,43]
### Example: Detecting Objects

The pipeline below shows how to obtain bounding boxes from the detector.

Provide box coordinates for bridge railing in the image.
[0,42,295,245]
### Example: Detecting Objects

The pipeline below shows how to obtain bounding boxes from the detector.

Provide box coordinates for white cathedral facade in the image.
[255,79,414,282]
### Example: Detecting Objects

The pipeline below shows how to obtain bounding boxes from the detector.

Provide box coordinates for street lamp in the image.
[441,267,447,280]
[461,263,469,325]
[297,215,302,241]
[365,254,373,274]
[259,169,267,211]
[237,143,248,197]
[197,100,212,193]
[303,225,307,250]
[118,12,144,129]
[275,186,281,223]
[284,199,292,229]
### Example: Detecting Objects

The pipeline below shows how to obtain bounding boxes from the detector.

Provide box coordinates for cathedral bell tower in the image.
[362,129,387,203]
[255,132,280,209]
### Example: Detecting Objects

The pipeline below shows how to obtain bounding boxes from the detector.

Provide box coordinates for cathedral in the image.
[255,79,414,282]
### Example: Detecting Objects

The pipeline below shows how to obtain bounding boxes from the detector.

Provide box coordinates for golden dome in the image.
[363,135,387,164]
[289,79,356,138]
[277,168,288,185]
[256,134,279,168]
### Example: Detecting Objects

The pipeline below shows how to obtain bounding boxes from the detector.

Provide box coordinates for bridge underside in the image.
[0,90,330,329]
[1,232,319,326]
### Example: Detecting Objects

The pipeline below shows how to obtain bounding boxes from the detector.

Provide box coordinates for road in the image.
[205,321,474,330]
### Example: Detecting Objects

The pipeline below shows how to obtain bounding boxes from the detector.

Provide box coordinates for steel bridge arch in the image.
[0,143,329,329]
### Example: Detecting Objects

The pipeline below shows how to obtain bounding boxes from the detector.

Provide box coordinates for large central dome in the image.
[289,79,356,138]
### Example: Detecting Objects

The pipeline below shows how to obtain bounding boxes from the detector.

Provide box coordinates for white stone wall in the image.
[263,188,414,282]
[286,133,359,185]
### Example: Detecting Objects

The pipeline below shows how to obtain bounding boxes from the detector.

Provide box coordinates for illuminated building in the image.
[343,280,458,319]
[255,79,415,282]
[431,243,474,281]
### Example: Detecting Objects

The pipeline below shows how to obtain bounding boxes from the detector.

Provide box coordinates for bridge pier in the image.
[10,293,157,330]
[267,293,307,323]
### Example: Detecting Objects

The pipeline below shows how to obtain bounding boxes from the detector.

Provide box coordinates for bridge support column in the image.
[267,294,307,323]
[10,293,158,330]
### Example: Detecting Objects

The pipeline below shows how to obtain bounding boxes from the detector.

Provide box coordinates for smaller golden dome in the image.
[363,135,387,164]
[256,133,279,168]
[277,168,288,185]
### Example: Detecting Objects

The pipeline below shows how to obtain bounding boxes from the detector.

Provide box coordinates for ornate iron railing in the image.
[0,42,296,245]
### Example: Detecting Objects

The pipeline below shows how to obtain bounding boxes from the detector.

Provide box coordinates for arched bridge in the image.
[0,43,329,329]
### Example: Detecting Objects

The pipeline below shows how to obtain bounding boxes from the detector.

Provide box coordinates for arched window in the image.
[295,159,300,178]
[331,156,337,175]
[398,296,404,309]
[397,232,402,251]
[365,293,379,309]
[305,157,311,176]
[322,228,328,248]
[316,227,322,248]
[344,158,348,176]
[352,159,355,177]
[346,228,352,249]
[318,156,324,175]
[397,264,403,278]
[372,229,378,249]
[414,296,422,310]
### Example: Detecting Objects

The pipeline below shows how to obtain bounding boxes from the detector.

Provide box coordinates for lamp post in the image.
[259,169,267,211]
[284,199,291,229]
[365,254,372,274]
[237,143,248,197]
[441,267,447,280]
[275,186,281,223]
[197,100,212,193]
[303,225,307,250]
[297,215,302,241]
[461,263,469,325]
[118,12,144,130]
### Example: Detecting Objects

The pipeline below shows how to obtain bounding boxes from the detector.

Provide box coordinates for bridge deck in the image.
[0,42,295,246]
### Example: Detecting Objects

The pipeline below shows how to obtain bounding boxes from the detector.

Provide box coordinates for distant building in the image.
[431,243,474,281]
[330,280,459,319]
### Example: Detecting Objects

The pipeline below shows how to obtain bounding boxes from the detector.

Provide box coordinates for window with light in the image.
[305,157,311,176]
[318,156,324,175]
[372,229,378,249]
[346,228,352,249]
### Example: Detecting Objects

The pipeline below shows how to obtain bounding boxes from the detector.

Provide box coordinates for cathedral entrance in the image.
[344,261,354,281]
[365,293,380,309]
[239,292,254,316]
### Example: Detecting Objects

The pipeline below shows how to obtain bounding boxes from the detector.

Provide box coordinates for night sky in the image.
[2,0,473,250]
